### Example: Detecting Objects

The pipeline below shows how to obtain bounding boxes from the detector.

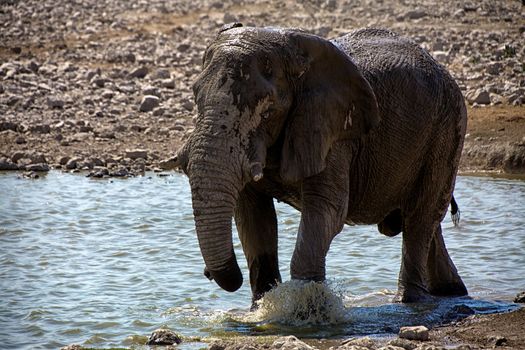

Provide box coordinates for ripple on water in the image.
[0,172,523,348]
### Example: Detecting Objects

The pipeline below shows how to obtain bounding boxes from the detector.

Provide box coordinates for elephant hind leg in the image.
[378,208,403,237]
[427,224,467,297]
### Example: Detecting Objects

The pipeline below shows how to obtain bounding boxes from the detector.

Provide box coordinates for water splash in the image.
[249,280,347,325]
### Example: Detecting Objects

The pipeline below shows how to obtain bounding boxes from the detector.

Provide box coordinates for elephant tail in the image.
[450,195,460,226]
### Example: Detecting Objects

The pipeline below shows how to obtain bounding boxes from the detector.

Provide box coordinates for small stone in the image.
[404,10,427,20]
[432,51,449,63]
[487,335,507,347]
[159,157,179,170]
[154,68,171,79]
[399,326,429,341]
[514,291,525,303]
[47,96,65,108]
[0,158,18,170]
[377,346,405,350]
[486,62,503,75]
[466,89,491,105]
[139,95,160,112]
[15,136,26,144]
[388,338,418,350]
[341,337,376,349]
[160,79,176,89]
[181,100,194,112]
[87,167,109,178]
[128,66,148,79]
[110,167,130,177]
[142,86,160,97]
[65,158,78,170]
[125,149,148,160]
[272,336,313,350]
[59,156,70,165]
[25,163,50,172]
[146,328,182,345]
[60,345,83,350]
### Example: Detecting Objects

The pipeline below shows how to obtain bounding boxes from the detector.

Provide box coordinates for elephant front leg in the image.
[234,184,281,306]
[290,164,349,281]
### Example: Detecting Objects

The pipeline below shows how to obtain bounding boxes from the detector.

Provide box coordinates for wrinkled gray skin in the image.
[175,24,468,304]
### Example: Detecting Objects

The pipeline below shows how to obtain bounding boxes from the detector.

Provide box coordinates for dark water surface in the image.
[0,172,523,349]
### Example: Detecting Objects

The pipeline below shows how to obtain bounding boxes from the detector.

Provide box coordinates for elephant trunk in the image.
[188,135,244,292]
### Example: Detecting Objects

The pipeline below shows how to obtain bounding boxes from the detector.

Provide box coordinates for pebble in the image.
[272,336,314,350]
[399,325,430,341]
[146,328,182,346]
[139,95,160,112]
[514,291,525,303]
[46,96,65,108]
[128,66,148,79]
[125,149,148,160]
[25,163,50,172]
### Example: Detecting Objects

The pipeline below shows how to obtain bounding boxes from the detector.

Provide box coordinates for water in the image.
[0,172,523,349]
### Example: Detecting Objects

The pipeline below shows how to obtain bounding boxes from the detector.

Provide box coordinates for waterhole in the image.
[0,172,523,349]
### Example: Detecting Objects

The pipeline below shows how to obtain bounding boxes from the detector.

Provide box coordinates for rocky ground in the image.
[1,0,524,177]
[1,0,524,348]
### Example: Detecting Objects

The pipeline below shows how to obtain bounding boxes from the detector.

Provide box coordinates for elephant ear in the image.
[280,32,380,183]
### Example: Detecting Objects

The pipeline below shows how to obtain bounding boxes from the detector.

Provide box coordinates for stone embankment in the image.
[1,0,524,177]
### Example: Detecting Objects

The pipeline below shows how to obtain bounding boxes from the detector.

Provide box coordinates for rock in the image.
[110,167,130,177]
[47,96,65,108]
[154,68,171,79]
[466,89,491,105]
[60,345,83,350]
[87,167,109,178]
[0,158,18,170]
[25,163,50,172]
[377,346,405,350]
[388,338,418,350]
[341,337,376,349]
[142,85,160,97]
[128,66,148,79]
[399,326,429,341]
[59,156,70,165]
[146,328,182,346]
[181,100,194,112]
[65,158,78,170]
[486,62,503,75]
[487,335,507,347]
[139,95,160,112]
[432,51,449,63]
[30,124,51,134]
[272,336,313,350]
[514,291,525,303]
[160,79,176,89]
[404,10,427,20]
[15,136,26,144]
[125,149,148,160]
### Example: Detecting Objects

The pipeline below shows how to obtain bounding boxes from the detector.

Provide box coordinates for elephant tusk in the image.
[250,162,264,182]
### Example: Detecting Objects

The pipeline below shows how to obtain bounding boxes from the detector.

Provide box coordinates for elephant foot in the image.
[394,283,434,303]
[429,281,468,298]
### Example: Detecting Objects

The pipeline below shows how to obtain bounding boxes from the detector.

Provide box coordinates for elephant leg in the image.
[290,155,349,281]
[427,224,467,296]
[234,184,281,305]
[396,214,435,302]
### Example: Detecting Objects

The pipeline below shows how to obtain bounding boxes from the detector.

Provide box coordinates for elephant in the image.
[174,23,468,305]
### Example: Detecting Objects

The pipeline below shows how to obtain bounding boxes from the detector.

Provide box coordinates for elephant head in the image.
[175,24,379,292]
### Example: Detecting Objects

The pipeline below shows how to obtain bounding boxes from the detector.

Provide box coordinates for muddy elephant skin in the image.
[175,24,468,304]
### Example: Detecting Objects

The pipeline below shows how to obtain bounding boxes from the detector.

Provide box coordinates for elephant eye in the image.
[261,59,273,79]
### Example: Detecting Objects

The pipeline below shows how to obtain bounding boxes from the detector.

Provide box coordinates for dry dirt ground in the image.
[1,0,524,349]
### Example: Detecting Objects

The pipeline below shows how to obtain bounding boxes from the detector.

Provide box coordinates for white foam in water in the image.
[248,280,348,325]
